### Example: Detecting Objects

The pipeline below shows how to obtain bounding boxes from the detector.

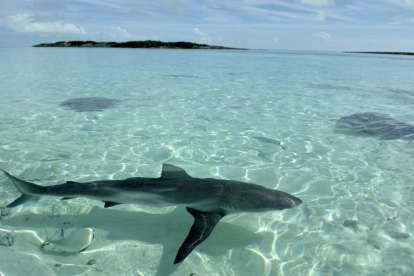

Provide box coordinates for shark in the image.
[0,164,302,264]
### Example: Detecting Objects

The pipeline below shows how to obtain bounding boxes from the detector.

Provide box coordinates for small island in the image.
[33,40,243,50]
[346,51,414,56]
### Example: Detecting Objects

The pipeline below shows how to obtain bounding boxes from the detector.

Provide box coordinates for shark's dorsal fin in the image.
[160,164,192,180]
[174,207,225,264]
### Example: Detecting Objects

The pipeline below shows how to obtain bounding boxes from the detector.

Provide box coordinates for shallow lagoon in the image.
[0,48,414,275]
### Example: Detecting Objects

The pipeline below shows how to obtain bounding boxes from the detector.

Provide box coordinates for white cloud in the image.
[0,14,85,34]
[377,0,414,9]
[0,14,147,42]
[89,27,146,41]
[191,27,221,45]
[389,17,414,24]
[32,0,66,9]
[108,27,139,40]
[193,35,223,45]
[236,3,355,23]
[192,27,207,36]
[313,31,331,40]
[274,36,279,42]
[312,11,325,21]
[129,9,149,17]
[347,5,362,11]
[300,0,335,7]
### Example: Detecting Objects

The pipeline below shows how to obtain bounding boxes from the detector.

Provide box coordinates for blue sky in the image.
[1,0,414,51]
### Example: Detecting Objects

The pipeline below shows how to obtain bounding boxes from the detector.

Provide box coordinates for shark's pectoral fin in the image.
[103,201,120,208]
[174,207,225,264]
[160,164,192,180]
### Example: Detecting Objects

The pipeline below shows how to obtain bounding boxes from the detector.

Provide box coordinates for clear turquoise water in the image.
[0,48,414,276]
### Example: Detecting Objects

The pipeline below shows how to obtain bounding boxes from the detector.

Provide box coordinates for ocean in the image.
[0,48,413,275]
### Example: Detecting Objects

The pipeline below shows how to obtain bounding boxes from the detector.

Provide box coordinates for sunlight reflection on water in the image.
[0,48,414,275]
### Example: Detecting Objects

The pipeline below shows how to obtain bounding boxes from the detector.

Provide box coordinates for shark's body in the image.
[1,164,301,264]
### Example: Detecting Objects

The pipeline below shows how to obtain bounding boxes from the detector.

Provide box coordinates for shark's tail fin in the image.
[1,169,45,208]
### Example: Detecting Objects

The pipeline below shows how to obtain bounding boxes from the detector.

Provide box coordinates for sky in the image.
[0,0,414,51]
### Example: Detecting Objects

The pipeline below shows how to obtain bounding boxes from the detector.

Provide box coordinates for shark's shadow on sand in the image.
[334,112,414,140]
[60,97,121,112]
[3,207,263,276]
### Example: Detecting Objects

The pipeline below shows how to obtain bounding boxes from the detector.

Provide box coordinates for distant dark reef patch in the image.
[162,75,200,78]
[386,88,414,97]
[309,84,352,91]
[335,112,414,140]
[60,97,120,112]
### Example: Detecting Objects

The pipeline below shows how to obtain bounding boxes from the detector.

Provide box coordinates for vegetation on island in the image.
[33,40,243,50]
[346,51,414,56]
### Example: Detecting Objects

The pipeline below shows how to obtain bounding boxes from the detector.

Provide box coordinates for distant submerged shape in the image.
[60,97,120,112]
[335,112,414,140]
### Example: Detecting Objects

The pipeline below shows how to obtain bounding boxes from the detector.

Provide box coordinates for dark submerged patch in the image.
[60,97,120,112]
[309,84,352,91]
[162,75,199,78]
[335,112,414,140]
[253,136,282,146]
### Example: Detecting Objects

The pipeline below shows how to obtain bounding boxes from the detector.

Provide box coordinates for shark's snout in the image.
[266,190,302,210]
[289,196,302,207]
[281,193,302,209]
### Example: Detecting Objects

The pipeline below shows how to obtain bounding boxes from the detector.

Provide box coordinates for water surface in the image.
[0,48,414,276]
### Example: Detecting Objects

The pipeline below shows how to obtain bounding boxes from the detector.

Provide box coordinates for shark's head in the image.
[247,189,302,211]
[228,184,302,213]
